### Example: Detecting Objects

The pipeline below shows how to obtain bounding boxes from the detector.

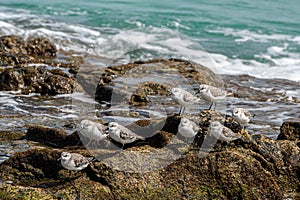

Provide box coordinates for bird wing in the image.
[222,126,239,139]
[72,154,93,167]
[183,92,199,103]
[119,125,144,140]
[210,87,226,97]
[243,109,253,118]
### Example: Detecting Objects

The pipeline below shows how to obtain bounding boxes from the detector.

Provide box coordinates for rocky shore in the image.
[0,35,299,199]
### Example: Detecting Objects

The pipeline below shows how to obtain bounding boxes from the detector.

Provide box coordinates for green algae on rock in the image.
[26,125,82,148]
[0,131,25,142]
[95,58,222,105]
[277,121,300,141]
[1,111,299,199]
[0,66,84,95]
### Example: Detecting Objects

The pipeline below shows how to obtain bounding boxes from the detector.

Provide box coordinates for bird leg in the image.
[208,102,213,110]
[213,102,217,111]
[179,106,185,115]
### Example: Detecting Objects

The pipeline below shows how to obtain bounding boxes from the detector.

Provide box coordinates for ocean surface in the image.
[0,1,300,163]
[1,0,300,81]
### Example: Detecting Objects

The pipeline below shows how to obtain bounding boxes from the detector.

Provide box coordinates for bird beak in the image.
[57,157,61,161]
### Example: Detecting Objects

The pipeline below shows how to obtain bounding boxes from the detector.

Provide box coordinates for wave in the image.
[0,7,299,82]
[208,27,299,43]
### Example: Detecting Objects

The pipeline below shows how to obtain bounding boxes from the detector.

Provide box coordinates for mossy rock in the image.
[0,131,25,142]
[1,111,300,199]
[0,66,84,95]
[129,82,169,106]
[95,58,222,105]
[277,121,300,141]
[26,125,81,148]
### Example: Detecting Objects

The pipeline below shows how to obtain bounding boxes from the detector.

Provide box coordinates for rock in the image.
[1,110,300,199]
[0,148,113,199]
[95,59,221,105]
[0,66,84,95]
[129,82,169,106]
[0,142,292,199]
[0,131,25,142]
[250,135,300,194]
[0,35,56,66]
[26,37,56,58]
[277,121,300,141]
[26,125,82,148]
[0,35,27,55]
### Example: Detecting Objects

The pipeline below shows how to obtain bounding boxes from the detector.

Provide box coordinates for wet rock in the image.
[0,53,31,66]
[95,59,221,105]
[0,35,27,55]
[26,37,56,58]
[26,125,82,148]
[250,135,300,194]
[0,35,56,66]
[277,121,300,141]
[0,66,84,95]
[0,131,25,142]
[224,74,300,103]
[129,82,169,106]
[1,110,299,199]
[0,143,289,199]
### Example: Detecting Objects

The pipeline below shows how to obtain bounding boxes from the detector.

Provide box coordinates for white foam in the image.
[211,50,300,81]
[1,8,299,82]
[208,28,294,43]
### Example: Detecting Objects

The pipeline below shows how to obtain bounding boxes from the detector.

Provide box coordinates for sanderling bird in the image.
[197,84,226,110]
[107,122,145,149]
[178,117,199,138]
[80,119,108,146]
[232,108,255,129]
[209,121,241,142]
[58,152,95,171]
[170,87,200,115]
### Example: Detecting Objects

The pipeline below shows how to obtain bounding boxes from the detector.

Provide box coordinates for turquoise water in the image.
[0,0,300,80]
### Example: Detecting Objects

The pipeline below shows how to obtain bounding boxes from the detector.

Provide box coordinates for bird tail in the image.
[138,135,145,140]
[88,156,96,163]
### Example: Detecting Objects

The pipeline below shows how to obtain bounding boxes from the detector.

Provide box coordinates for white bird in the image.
[170,87,200,115]
[79,119,108,146]
[232,108,255,128]
[198,84,226,110]
[58,152,95,171]
[107,122,145,149]
[178,118,199,138]
[209,121,241,142]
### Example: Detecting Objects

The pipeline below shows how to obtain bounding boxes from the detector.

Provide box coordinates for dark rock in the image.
[277,121,300,141]
[0,66,83,95]
[0,131,25,142]
[129,82,169,106]
[0,35,27,55]
[0,35,56,66]
[26,37,56,58]
[1,110,299,199]
[0,148,62,185]
[26,125,81,148]
[0,53,30,66]
[1,142,292,199]
[95,59,221,105]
